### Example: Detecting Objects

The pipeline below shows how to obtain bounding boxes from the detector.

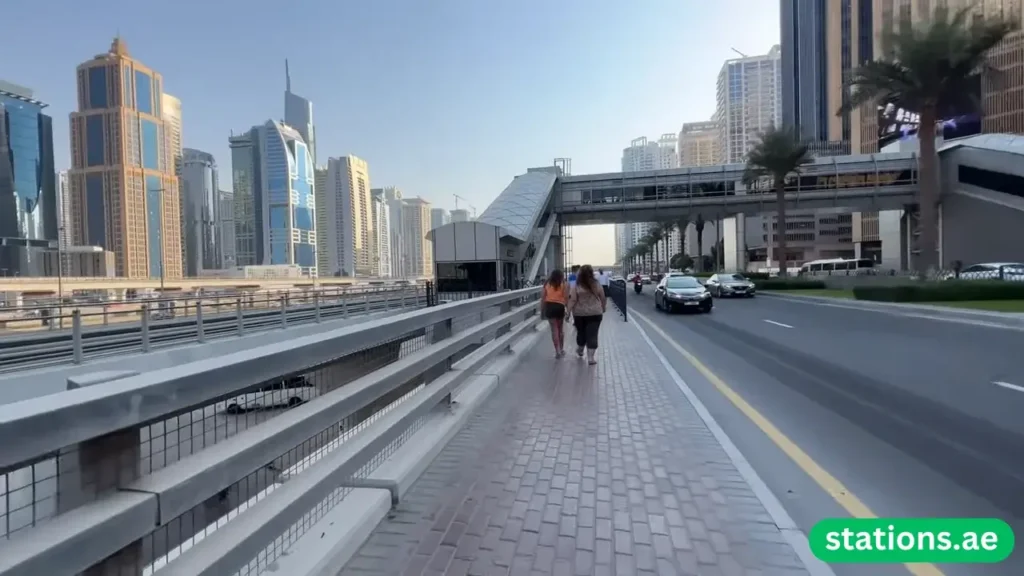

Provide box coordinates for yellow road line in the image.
[632,311,945,576]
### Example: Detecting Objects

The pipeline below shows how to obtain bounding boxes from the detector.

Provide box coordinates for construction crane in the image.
[453,194,477,218]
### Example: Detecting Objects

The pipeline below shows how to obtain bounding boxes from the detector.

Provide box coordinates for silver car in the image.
[655,275,713,313]
[705,273,756,298]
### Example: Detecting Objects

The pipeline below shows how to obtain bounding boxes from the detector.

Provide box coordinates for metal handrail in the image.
[0,286,540,576]
[0,287,424,371]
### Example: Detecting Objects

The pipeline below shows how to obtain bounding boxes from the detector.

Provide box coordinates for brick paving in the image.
[338,318,811,576]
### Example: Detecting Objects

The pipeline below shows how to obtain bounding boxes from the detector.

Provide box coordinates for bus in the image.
[798,258,877,276]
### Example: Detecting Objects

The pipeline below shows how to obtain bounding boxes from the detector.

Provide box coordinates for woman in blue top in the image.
[567,265,580,289]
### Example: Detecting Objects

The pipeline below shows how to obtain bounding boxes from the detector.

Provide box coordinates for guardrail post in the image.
[364,291,371,314]
[102,304,109,326]
[314,291,321,323]
[72,309,83,364]
[236,298,244,335]
[280,295,288,328]
[196,300,205,343]
[140,304,151,352]
[342,289,349,318]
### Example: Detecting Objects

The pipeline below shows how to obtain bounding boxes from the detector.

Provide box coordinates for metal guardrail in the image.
[608,279,627,321]
[0,286,427,373]
[0,287,541,576]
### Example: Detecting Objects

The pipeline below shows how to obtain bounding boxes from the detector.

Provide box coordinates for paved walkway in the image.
[339,317,812,576]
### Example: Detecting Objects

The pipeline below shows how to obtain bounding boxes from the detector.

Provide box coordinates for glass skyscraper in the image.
[229,120,316,276]
[180,148,222,275]
[68,37,182,279]
[0,80,57,277]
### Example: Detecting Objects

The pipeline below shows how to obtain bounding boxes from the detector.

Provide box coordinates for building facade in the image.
[218,189,236,268]
[229,120,316,275]
[376,187,406,278]
[615,135,681,266]
[0,80,57,277]
[429,207,449,232]
[57,170,72,250]
[321,156,372,276]
[42,246,115,277]
[677,121,720,168]
[449,208,470,223]
[402,196,432,277]
[284,60,315,166]
[716,45,783,165]
[370,189,392,277]
[180,148,221,275]
[67,38,182,279]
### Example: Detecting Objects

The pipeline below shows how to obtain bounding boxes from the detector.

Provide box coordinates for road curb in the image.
[761,291,1024,327]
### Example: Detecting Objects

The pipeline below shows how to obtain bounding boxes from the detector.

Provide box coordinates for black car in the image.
[654,275,713,313]
[704,273,756,298]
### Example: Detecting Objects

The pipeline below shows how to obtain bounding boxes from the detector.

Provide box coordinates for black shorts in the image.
[544,302,566,319]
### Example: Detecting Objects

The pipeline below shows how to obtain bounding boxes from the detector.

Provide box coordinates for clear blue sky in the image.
[2,0,779,264]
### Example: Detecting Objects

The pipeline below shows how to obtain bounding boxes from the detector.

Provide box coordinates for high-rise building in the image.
[161,94,185,270]
[180,148,221,275]
[0,80,57,277]
[677,121,721,167]
[402,197,432,277]
[376,187,406,278]
[370,189,392,277]
[229,120,316,275]
[57,170,71,249]
[218,189,236,268]
[284,60,315,166]
[616,136,680,266]
[314,165,328,272]
[68,39,182,279]
[715,45,783,165]
[429,207,449,231]
[322,156,372,276]
[449,208,470,223]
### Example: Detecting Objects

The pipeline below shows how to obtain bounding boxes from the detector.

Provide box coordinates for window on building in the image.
[135,71,153,115]
[141,119,159,170]
[88,67,108,109]
[86,115,105,167]
[958,165,1024,199]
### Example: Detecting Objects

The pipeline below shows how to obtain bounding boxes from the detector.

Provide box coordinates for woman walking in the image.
[567,264,606,365]
[539,269,569,357]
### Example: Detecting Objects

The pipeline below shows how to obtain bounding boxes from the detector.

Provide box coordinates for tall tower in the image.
[68,37,182,279]
[284,60,316,166]
[323,156,372,276]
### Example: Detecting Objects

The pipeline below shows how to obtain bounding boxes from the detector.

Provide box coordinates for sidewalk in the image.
[338,317,813,576]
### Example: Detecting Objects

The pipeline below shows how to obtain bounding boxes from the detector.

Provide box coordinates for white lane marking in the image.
[763,319,793,329]
[993,381,1024,394]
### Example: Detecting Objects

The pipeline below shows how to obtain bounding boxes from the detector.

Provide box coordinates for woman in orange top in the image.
[539,268,569,357]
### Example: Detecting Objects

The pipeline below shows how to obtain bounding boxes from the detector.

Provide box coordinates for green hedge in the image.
[853,281,1024,302]
[755,279,827,290]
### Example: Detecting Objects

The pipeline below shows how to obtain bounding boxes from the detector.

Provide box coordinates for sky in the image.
[1,0,780,266]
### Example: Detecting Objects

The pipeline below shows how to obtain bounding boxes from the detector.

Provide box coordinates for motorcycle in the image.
[633,282,643,294]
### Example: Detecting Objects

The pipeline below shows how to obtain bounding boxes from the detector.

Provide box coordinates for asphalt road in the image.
[626,289,1024,576]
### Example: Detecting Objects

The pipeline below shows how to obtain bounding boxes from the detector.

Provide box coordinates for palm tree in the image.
[744,126,813,277]
[673,216,690,270]
[842,5,1013,273]
[694,214,706,272]
[648,226,665,273]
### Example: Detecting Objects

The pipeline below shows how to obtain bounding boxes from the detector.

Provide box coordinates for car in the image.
[654,275,713,313]
[940,262,1024,281]
[224,375,317,414]
[704,273,756,298]
[641,275,652,285]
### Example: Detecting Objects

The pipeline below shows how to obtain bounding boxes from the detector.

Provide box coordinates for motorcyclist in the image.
[633,273,643,293]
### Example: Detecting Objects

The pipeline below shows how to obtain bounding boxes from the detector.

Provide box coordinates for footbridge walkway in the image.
[0,290,820,576]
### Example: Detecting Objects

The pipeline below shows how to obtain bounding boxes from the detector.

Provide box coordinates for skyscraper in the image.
[370,189,391,278]
[616,136,680,266]
[68,38,182,279]
[284,60,315,166]
[779,0,866,155]
[162,94,185,269]
[229,120,316,275]
[218,189,236,268]
[322,156,372,276]
[402,197,432,277]
[57,170,71,249]
[449,209,470,223]
[376,187,406,278]
[0,80,57,277]
[677,121,721,168]
[715,45,783,165]
[180,148,221,275]
[430,207,449,231]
